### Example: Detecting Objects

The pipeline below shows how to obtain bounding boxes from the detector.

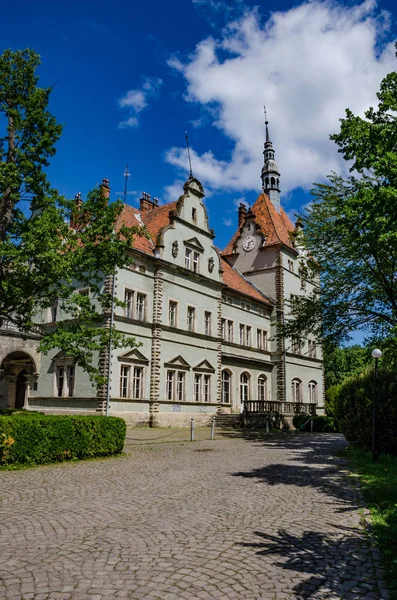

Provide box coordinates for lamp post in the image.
[371,348,382,463]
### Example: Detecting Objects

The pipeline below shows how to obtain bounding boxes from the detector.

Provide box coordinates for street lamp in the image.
[371,348,382,463]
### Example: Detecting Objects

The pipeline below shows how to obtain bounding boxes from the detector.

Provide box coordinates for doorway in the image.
[15,370,27,409]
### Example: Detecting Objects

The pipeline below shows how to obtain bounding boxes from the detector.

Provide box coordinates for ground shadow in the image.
[240,529,379,598]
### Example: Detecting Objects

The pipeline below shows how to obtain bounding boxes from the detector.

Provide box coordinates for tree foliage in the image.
[286,49,397,345]
[0,48,145,387]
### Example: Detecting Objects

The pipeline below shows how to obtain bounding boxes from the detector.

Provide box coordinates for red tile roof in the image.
[221,258,273,306]
[117,201,272,306]
[223,192,296,256]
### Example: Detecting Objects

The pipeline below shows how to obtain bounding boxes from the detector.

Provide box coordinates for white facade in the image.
[1,128,324,426]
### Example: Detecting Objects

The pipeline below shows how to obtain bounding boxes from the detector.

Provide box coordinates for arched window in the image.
[222,370,232,404]
[265,177,269,188]
[308,381,318,404]
[258,375,267,401]
[276,178,279,188]
[291,378,302,403]
[271,177,275,187]
[240,372,250,403]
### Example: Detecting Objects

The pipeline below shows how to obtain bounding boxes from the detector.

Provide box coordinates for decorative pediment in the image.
[184,237,205,252]
[193,359,215,373]
[164,355,191,371]
[118,348,149,365]
[52,351,74,363]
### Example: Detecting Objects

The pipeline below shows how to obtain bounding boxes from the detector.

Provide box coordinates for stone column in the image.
[6,375,16,409]
[24,374,36,409]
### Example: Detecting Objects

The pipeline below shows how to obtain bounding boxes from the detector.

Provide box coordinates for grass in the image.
[345,446,397,599]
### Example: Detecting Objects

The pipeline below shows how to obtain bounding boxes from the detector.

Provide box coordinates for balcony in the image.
[243,400,317,416]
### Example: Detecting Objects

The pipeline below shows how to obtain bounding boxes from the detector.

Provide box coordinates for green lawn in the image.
[346,446,397,599]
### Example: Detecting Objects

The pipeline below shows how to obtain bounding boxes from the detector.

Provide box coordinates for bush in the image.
[0,414,126,466]
[293,414,339,432]
[332,369,397,455]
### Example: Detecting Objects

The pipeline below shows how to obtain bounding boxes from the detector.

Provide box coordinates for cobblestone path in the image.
[0,433,387,599]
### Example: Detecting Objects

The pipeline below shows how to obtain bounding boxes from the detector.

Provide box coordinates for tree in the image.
[286,49,397,346]
[0,48,144,386]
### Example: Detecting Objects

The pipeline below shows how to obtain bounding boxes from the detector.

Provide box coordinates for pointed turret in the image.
[261,108,281,213]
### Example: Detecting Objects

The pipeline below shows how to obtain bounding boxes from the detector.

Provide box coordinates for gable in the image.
[193,359,215,373]
[118,348,149,365]
[164,355,191,370]
[184,237,205,252]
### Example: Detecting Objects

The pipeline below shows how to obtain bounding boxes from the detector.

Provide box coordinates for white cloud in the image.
[223,217,233,226]
[166,1,396,196]
[233,197,247,208]
[118,77,163,128]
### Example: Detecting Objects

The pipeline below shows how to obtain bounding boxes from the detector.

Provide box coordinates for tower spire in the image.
[185,131,193,180]
[261,107,281,212]
[123,164,130,204]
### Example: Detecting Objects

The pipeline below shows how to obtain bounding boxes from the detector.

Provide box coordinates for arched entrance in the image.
[0,352,37,410]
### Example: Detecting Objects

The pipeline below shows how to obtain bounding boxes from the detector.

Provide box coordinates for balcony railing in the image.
[243,400,317,415]
[0,319,41,335]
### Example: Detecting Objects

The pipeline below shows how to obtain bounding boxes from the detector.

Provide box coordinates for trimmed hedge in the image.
[0,414,126,466]
[293,414,339,432]
[332,369,397,455]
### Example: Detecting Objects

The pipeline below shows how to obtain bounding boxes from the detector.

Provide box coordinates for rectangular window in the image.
[136,293,146,321]
[308,340,317,358]
[192,207,197,222]
[187,306,195,332]
[203,374,211,402]
[221,318,226,340]
[291,337,302,354]
[56,366,64,397]
[132,367,143,399]
[166,371,175,401]
[288,259,294,272]
[257,329,268,351]
[185,248,192,270]
[204,311,212,336]
[169,301,177,328]
[239,324,245,345]
[124,290,134,319]
[67,365,75,397]
[227,320,234,342]
[194,374,202,402]
[120,366,130,398]
[246,326,251,347]
[51,298,58,323]
[177,372,185,402]
[193,252,200,273]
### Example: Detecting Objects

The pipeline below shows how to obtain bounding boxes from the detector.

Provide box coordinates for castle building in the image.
[0,123,323,425]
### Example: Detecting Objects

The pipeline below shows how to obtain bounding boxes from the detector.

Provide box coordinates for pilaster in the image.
[216,293,223,412]
[275,252,286,403]
[149,265,163,427]
[96,273,115,414]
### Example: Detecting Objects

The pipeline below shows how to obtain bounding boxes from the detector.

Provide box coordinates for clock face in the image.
[242,235,256,252]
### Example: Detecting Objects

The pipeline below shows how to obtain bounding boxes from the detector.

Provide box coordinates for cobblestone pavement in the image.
[0,432,388,599]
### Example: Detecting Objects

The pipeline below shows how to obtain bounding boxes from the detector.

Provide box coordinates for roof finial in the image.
[123,164,130,204]
[264,105,270,143]
[185,131,193,180]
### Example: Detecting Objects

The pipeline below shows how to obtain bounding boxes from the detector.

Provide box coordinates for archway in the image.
[0,352,37,409]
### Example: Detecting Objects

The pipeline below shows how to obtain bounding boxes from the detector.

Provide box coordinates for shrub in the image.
[332,369,397,455]
[0,414,126,466]
[293,414,339,432]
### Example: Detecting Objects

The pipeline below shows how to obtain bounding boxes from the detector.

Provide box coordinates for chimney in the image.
[101,178,110,200]
[140,191,157,213]
[70,192,83,229]
[238,202,247,227]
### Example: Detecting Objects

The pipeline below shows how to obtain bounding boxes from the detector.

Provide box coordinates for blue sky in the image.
[1,0,396,258]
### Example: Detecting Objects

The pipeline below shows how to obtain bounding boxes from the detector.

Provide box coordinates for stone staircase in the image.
[214,413,242,429]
